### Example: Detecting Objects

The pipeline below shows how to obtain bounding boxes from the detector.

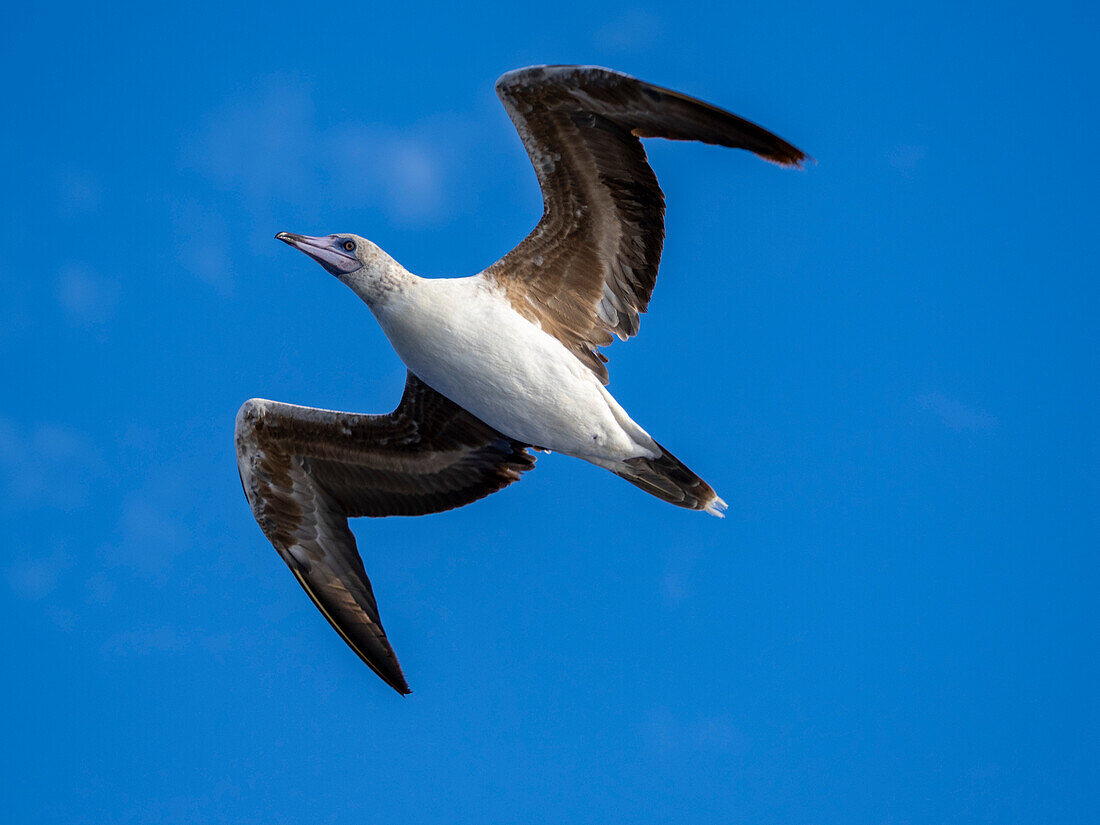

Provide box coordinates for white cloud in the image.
[188,80,316,202]
[120,495,186,547]
[186,242,235,294]
[56,264,120,327]
[102,492,188,578]
[185,77,456,229]
[0,419,103,509]
[6,550,71,600]
[170,200,235,293]
[660,549,701,606]
[328,126,446,221]
[386,143,445,220]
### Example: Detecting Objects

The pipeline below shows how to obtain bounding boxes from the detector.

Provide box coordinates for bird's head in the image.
[276,232,404,306]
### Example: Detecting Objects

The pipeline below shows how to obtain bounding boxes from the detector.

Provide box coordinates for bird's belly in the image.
[375,283,649,461]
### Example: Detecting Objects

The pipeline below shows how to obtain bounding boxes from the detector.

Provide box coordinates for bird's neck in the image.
[346,257,418,309]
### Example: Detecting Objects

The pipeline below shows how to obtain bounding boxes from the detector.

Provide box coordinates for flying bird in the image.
[236,65,806,694]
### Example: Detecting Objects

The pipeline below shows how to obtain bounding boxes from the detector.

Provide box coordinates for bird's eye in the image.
[343,240,356,252]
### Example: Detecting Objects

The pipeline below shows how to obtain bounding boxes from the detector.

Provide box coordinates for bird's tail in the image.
[614,441,727,517]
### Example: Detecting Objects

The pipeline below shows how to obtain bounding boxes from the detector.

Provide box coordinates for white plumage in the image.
[370,273,672,478]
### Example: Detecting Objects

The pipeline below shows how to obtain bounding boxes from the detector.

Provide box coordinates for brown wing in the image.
[486,65,807,383]
[234,372,536,695]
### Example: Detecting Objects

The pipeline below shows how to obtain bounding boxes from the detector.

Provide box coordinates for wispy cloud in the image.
[55,263,120,328]
[169,200,236,294]
[638,707,749,757]
[6,550,71,600]
[55,168,102,215]
[917,392,998,432]
[0,419,104,510]
[660,549,701,606]
[101,625,243,658]
[660,570,691,605]
[101,491,189,579]
[189,80,317,202]
[101,626,186,657]
[328,126,447,221]
[84,571,117,606]
[184,77,457,228]
[887,143,928,176]
[594,11,662,52]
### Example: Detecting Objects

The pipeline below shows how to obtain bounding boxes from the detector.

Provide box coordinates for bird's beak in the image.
[276,232,361,275]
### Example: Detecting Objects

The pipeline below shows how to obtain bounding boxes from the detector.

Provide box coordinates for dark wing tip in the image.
[332,593,409,695]
[737,121,809,168]
[633,82,810,168]
[378,665,412,695]
[331,617,412,696]
[288,567,412,696]
[757,140,811,169]
[496,64,809,169]
[370,656,411,695]
[364,658,410,695]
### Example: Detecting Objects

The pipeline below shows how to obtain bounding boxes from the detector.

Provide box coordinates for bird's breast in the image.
[370,277,645,459]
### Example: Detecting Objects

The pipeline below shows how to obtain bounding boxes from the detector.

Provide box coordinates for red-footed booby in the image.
[236,65,806,694]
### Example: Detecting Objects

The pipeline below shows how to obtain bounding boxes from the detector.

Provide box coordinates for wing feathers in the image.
[235,374,535,694]
[487,65,806,383]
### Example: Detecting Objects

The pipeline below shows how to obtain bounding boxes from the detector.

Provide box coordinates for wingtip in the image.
[785,151,815,169]
[365,659,412,696]
[760,141,811,169]
[371,660,412,696]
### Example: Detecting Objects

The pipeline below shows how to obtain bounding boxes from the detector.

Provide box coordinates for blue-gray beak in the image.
[276,232,361,275]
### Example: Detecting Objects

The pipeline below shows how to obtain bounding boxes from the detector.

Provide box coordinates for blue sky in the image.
[2,1,1096,822]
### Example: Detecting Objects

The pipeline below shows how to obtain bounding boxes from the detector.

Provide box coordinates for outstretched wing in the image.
[235,372,536,694]
[486,65,806,383]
